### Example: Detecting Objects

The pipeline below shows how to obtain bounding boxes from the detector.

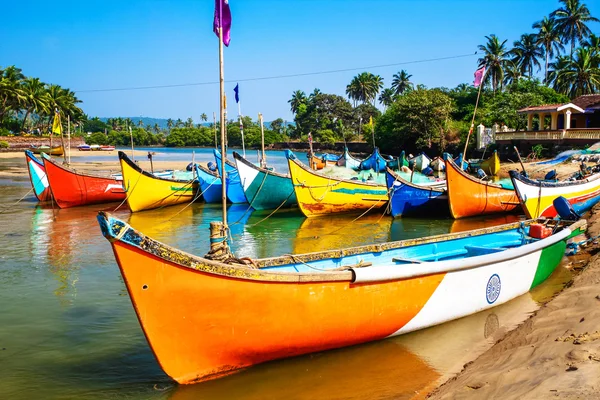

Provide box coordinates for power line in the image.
[76,52,478,93]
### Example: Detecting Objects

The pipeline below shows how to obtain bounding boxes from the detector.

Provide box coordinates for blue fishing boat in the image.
[359,147,388,172]
[336,147,362,170]
[194,164,223,203]
[386,167,448,218]
[213,149,247,203]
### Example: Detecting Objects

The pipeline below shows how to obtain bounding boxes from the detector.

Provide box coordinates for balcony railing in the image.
[495,128,600,141]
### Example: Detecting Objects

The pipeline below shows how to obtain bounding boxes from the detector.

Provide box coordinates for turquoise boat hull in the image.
[213,149,248,204]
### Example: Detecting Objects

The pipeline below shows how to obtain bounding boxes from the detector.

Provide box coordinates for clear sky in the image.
[1,0,598,122]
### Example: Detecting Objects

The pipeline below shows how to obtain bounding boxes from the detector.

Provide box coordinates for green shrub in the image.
[0,141,9,149]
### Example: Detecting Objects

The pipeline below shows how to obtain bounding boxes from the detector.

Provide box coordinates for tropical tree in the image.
[557,47,600,97]
[309,88,322,99]
[533,17,565,82]
[288,90,307,114]
[510,33,543,78]
[166,118,173,131]
[478,34,509,93]
[547,55,572,93]
[0,66,25,123]
[21,77,49,130]
[550,0,599,59]
[378,88,396,109]
[391,70,413,95]
[200,113,208,122]
[346,72,384,106]
[186,117,194,128]
[175,118,183,128]
[582,33,600,55]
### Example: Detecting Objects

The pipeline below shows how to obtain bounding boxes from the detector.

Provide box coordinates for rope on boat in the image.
[113,168,144,212]
[0,188,33,215]
[204,221,258,268]
[229,167,270,226]
[295,177,340,202]
[567,233,600,255]
[248,189,296,227]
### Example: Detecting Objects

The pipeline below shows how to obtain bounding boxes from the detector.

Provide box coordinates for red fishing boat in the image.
[41,153,126,208]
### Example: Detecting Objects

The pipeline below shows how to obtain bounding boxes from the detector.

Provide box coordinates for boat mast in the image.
[259,112,266,168]
[218,9,228,230]
[67,114,71,165]
[462,68,488,163]
[213,112,217,149]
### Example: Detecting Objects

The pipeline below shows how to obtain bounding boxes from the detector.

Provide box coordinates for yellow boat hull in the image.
[287,152,388,217]
[479,151,500,176]
[119,151,197,212]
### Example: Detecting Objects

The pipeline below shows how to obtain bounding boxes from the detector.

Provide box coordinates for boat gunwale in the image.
[98,211,585,284]
[445,156,508,190]
[509,169,600,189]
[233,151,290,179]
[118,151,195,184]
[385,167,446,193]
[43,152,122,182]
[343,147,362,164]
[287,151,388,188]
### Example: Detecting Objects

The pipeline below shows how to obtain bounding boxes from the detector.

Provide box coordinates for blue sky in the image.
[1,0,598,121]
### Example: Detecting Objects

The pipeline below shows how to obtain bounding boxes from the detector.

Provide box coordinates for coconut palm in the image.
[477,34,509,92]
[288,90,307,114]
[0,66,25,123]
[510,33,543,78]
[378,88,396,109]
[557,47,600,97]
[582,33,600,56]
[166,118,173,131]
[533,17,565,83]
[503,60,523,87]
[346,72,383,106]
[391,70,413,95]
[200,113,208,122]
[548,55,572,93]
[309,88,322,99]
[21,77,50,130]
[175,118,183,128]
[45,84,83,128]
[186,117,194,128]
[550,0,599,59]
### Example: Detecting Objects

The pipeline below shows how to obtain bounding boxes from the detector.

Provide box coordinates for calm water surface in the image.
[0,154,574,400]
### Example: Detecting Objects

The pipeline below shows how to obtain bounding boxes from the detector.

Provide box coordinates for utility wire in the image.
[76,52,478,93]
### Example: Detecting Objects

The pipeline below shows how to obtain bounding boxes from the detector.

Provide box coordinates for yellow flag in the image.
[369,115,374,127]
[52,111,62,135]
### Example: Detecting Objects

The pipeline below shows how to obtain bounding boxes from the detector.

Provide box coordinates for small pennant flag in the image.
[52,110,62,135]
[234,83,240,103]
[474,66,486,88]
[369,115,374,127]
[213,0,232,47]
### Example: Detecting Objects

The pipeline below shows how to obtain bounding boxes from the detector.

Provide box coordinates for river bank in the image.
[428,206,600,399]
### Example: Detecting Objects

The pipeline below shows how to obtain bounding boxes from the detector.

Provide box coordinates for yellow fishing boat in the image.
[286,150,388,217]
[470,150,500,176]
[119,151,199,212]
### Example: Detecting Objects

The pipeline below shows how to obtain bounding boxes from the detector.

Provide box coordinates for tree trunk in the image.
[21,109,31,130]
[545,46,549,84]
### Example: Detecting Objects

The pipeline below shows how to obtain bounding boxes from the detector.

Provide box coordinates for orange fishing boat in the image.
[445,155,520,219]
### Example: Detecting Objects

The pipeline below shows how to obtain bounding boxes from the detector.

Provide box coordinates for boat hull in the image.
[42,153,125,208]
[359,147,387,172]
[386,169,447,218]
[287,151,388,217]
[195,165,223,204]
[214,149,247,203]
[234,152,297,210]
[98,213,584,384]
[336,148,361,170]
[119,151,198,212]
[446,157,520,219]
[25,150,52,202]
[30,145,64,156]
[510,170,600,219]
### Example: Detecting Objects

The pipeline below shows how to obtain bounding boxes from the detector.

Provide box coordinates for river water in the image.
[0,150,576,399]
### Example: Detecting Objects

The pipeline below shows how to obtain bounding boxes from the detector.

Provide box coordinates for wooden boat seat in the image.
[464,245,505,257]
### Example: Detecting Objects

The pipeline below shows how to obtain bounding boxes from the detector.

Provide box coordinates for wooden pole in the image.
[238,101,245,158]
[513,145,527,175]
[259,112,266,168]
[67,115,71,165]
[213,112,217,149]
[462,68,488,163]
[218,24,228,228]
[129,126,135,161]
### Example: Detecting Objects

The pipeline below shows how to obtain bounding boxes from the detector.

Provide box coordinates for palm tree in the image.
[391,70,413,95]
[45,84,83,130]
[551,0,599,59]
[548,55,572,93]
[166,118,173,131]
[309,88,322,99]
[21,77,49,130]
[200,113,208,122]
[138,119,144,127]
[503,60,524,87]
[378,88,396,109]
[557,47,600,97]
[582,33,600,55]
[533,17,565,83]
[346,72,383,106]
[288,90,307,114]
[175,118,183,128]
[0,66,25,123]
[478,34,509,92]
[186,117,194,128]
[510,33,543,78]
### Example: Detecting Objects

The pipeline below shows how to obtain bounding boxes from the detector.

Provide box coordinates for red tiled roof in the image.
[518,104,564,112]
[572,94,600,109]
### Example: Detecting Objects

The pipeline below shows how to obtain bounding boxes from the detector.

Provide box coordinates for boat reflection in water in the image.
[165,259,572,400]
[449,214,523,234]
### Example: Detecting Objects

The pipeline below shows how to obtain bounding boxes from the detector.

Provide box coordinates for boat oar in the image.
[514,146,527,177]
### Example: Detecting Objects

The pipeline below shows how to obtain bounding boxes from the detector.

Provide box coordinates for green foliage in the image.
[531,144,545,158]
[83,118,109,133]
[316,129,336,145]
[0,140,8,148]
[375,88,454,154]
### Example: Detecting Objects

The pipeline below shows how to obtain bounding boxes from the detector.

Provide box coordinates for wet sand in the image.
[428,206,600,399]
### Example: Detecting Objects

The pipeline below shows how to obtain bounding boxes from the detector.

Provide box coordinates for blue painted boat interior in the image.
[261,227,533,273]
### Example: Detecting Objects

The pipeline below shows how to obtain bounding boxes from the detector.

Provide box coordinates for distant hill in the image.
[99,117,295,130]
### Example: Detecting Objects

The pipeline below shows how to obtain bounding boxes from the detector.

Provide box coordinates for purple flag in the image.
[473,66,485,88]
[213,0,232,46]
